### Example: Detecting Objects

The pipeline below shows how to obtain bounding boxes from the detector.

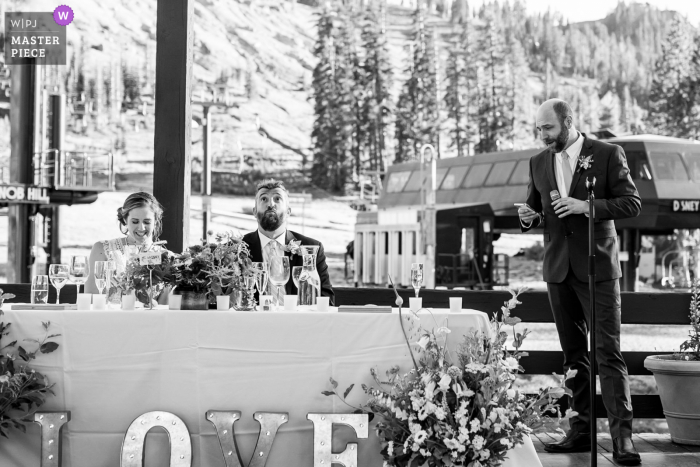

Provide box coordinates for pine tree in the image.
[311,6,339,191]
[646,17,696,138]
[360,2,394,171]
[395,5,440,162]
[474,6,508,153]
[444,10,475,156]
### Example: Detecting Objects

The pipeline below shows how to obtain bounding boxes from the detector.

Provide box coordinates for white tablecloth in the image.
[0,307,540,467]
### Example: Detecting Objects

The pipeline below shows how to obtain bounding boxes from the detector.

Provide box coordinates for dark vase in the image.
[175,286,208,310]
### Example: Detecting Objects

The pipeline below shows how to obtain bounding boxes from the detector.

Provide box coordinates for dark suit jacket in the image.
[522,136,641,283]
[242,229,335,305]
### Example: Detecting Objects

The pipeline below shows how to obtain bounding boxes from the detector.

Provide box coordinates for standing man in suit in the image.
[242,178,335,305]
[519,99,641,465]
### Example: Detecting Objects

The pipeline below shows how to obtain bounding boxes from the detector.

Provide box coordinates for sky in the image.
[473,0,700,27]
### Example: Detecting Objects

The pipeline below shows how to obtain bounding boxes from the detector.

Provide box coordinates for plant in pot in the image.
[174,232,256,310]
[645,278,700,445]
[203,231,256,311]
[116,251,175,309]
[172,245,212,310]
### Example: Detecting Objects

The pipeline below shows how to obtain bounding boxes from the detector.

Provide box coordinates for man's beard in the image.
[545,124,569,153]
[258,209,285,231]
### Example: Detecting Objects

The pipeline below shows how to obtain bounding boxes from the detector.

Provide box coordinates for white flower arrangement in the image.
[324,287,576,467]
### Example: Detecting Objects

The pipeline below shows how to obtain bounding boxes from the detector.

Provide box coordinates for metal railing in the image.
[33,149,114,191]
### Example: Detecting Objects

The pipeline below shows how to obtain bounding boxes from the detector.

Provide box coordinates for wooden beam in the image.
[153,0,194,253]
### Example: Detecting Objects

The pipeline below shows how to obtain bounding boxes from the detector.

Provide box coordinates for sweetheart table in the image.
[0,306,540,467]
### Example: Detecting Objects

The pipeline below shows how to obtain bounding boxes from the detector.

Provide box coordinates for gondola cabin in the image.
[354,135,700,291]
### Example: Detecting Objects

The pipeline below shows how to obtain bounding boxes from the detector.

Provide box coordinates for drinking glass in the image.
[69,255,89,295]
[48,264,70,304]
[292,266,303,290]
[31,275,49,304]
[94,261,109,296]
[252,262,268,296]
[411,263,424,298]
[268,256,290,306]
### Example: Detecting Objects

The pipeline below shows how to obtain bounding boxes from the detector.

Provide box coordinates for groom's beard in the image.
[258,209,285,231]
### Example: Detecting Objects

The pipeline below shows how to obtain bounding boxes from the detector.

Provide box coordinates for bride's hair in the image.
[117,192,164,240]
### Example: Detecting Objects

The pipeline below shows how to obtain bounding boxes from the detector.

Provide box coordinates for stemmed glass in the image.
[252,262,269,298]
[94,261,110,296]
[48,264,69,304]
[69,255,89,295]
[411,263,424,298]
[268,256,290,307]
[292,266,303,290]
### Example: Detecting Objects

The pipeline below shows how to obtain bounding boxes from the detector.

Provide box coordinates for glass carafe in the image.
[298,246,321,306]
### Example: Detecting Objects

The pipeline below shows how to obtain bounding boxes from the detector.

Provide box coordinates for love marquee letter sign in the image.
[30,410,368,467]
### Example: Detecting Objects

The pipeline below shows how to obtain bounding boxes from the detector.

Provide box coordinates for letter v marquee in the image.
[206,411,288,467]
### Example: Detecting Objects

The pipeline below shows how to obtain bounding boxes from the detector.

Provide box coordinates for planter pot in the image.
[176,287,209,310]
[645,355,700,445]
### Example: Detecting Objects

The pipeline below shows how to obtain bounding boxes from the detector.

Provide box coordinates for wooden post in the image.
[153,0,194,253]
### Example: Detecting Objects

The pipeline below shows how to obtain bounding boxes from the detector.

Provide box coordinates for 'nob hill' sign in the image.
[0,184,49,204]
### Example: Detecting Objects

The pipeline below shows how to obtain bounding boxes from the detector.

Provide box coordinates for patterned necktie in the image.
[562,150,574,195]
[263,241,285,305]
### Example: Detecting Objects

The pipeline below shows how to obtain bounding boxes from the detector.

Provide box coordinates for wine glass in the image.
[411,263,424,298]
[48,264,69,304]
[268,255,290,307]
[252,262,269,296]
[69,255,89,295]
[94,261,109,296]
[292,266,303,290]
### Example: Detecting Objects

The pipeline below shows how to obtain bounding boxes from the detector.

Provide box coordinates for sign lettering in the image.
[138,251,162,266]
[207,411,288,467]
[672,199,700,212]
[120,411,192,467]
[307,413,369,467]
[33,412,70,467]
[0,184,49,204]
[34,410,368,467]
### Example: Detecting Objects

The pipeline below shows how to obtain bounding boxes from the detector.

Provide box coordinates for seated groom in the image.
[243,178,335,305]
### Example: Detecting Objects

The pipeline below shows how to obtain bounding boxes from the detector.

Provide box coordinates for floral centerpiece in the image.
[113,250,175,306]
[0,303,61,438]
[324,287,574,467]
[172,231,256,309]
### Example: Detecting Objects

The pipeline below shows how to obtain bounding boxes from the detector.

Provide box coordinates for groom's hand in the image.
[553,198,588,217]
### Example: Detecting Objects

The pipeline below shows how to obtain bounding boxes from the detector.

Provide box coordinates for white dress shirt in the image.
[555,132,583,197]
[521,132,584,228]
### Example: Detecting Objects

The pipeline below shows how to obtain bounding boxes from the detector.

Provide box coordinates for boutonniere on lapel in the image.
[577,155,594,172]
[284,239,302,256]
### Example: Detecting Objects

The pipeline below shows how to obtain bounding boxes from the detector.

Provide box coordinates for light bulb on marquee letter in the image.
[307,413,368,467]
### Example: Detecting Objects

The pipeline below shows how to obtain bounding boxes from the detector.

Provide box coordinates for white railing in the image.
[33,149,114,191]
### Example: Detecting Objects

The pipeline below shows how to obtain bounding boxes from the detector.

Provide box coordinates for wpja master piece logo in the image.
[4,7,71,65]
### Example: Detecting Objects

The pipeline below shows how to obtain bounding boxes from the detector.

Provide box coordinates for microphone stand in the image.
[586,176,597,467]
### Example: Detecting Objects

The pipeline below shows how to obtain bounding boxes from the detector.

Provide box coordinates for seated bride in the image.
[85,192,170,305]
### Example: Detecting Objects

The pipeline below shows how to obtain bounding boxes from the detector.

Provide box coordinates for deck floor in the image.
[532,433,700,466]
